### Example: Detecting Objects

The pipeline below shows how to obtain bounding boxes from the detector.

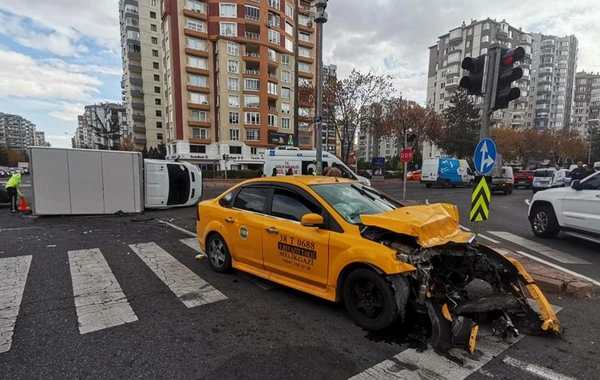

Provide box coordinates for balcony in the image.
[127,51,141,60]
[132,114,145,122]
[132,102,145,110]
[133,137,147,145]
[446,77,460,90]
[130,88,143,97]
[245,31,260,40]
[244,69,260,75]
[128,64,142,73]
[130,77,143,86]
[133,126,146,133]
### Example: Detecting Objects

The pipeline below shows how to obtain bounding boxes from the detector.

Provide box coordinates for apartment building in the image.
[160,0,316,170]
[321,63,338,155]
[0,112,36,152]
[73,115,92,149]
[424,18,534,158]
[73,103,128,150]
[34,131,47,147]
[120,0,166,149]
[573,71,600,138]
[530,34,578,130]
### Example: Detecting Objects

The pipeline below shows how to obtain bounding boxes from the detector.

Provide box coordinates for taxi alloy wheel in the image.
[343,269,400,331]
[207,234,232,273]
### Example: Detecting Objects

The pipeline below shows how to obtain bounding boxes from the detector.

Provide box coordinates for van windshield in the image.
[167,163,191,205]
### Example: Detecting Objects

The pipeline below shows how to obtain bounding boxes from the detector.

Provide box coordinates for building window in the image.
[483,22,490,30]
[154,74,160,81]
[281,102,290,114]
[127,30,140,40]
[299,47,311,58]
[188,56,207,69]
[229,112,239,124]
[268,114,277,127]
[220,22,237,36]
[298,62,311,73]
[156,121,163,128]
[151,37,158,44]
[190,110,207,122]
[267,82,277,95]
[299,32,310,43]
[151,24,157,32]
[156,110,162,117]
[157,133,163,140]
[187,37,206,50]
[299,14,310,27]
[190,92,208,104]
[155,98,161,105]
[268,48,277,61]
[152,49,159,57]
[245,5,260,20]
[244,95,260,108]
[186,0,205,13]
[191,128,209,139]
[285,22,293,35]
[282,54,291,66]
[229,129,240,141]
[281,87,291,99]
[154,86,161,93]
[245,112,260,125]
[268,0,280,9]
[285,38,293,52]
[480,48,487,55]
[230,146,242,154]
[189,74,207,87]
[268,29,280,44]
[228,95,240,107]
[285,3,294,17]
[190,145,207,153]
[150,11,156,19]
[244,78,260,91]
[268,12,280,27]
[299,108,311,117]
[448,52,460,63]
[299,78,312,86]
[228,77,240,91]
[281,118,290,129]
[227,59,239,73]
[186,18,205,32]
[246,129,260,141]
[227,41,239,56]
[220,3,237,17]
[281,70,291,83]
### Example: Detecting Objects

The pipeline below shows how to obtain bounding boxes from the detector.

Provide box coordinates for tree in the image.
[436,90,480,159]
[323,70,396,163]
[156,142,167,159]
[6,149,27,165]
[491,126,519,163]
[117,136,135,151]
[547,129,587,164]
[507,128,551,168]
[91,107,122,150]
[588,126,600,164]
[0,144,9,166]
[141,146,149,158]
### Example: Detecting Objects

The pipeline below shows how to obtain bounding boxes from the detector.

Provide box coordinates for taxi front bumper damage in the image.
[394,241,562,352]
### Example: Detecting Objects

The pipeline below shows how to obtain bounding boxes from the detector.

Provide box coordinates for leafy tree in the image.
[588,126,600,164]
[156,142,167,159]
[141,146,149,158]
[491,126,519,163]
[148,147,157,159]
[547,129,587,164]
[510,128,551,168]
[117,136,136,151]
[436,90,480,159]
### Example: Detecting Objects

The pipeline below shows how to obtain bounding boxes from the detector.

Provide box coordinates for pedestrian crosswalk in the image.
[0,238,226,354]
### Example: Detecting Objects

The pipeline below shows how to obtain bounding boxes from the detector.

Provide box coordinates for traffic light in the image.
[459,55,486,95]
[493,47,525,110]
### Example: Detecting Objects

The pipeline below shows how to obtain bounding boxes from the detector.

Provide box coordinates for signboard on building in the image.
[268,131,294,146]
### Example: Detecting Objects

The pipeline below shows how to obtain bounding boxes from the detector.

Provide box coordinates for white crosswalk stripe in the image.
[130,242,227,308]
[0,256,32,353]
[487,231,591,265]
[68,249,138,334]
[180,237,204,253]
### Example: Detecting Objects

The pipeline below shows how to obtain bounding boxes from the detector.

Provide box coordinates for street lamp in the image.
[313,0,328,175]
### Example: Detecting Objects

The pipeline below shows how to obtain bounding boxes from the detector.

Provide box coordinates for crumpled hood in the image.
[360,203,475,248]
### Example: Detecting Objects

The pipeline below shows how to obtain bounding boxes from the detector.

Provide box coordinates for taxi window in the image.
[270,189,322,222]
[233,187,268,213]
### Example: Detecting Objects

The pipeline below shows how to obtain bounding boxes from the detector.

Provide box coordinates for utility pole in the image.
[292,0,300,148]
[313,0,328,174]
[403,129,408,201]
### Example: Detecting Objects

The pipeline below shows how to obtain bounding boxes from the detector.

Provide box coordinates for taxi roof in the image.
[247,175,357,186]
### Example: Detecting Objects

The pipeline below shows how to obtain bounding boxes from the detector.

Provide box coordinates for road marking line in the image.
[180,238,204,254]
[459,225,471,231]
[129,243,227,308]
[349,328,525,380]
[68,249,138,334]
[502,356,576,380]
[0,256,32,354]
[477,234,500,244]
[516,250,600,287]
[487,231,591,265]
[158,220,197,237]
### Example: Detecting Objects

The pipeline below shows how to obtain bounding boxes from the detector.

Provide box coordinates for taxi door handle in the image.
[225,217,234,223]
[266,227,279,234]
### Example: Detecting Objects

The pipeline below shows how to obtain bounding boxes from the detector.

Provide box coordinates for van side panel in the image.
[439,159,462,183]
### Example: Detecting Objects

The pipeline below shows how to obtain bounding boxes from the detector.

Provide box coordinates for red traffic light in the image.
[501,47,525,66]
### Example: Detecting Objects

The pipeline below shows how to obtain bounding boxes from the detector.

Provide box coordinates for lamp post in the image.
[313,0,328,174]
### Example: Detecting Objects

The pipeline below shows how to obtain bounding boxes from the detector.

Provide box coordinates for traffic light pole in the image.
[480,44,501,140]
[313,1,328,175]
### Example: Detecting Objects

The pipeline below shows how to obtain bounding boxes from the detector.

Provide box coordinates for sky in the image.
[0,0,598,148]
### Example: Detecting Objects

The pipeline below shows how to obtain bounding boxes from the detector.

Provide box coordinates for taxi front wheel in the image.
[207,233,232,273]
[343,269,400,331]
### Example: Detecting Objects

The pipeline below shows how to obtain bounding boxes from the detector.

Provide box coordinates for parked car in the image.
[531,168,556,193]
[513,169,534,189]
[0,170,7,178]
[490,166,514,195]
[527,170,600,244]
[406,170,421,181]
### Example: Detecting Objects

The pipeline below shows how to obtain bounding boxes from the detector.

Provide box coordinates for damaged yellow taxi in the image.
[196,176,561,351]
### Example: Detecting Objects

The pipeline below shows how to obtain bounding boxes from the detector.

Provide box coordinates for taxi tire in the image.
[206,233,232,273]
[342,269,399,331]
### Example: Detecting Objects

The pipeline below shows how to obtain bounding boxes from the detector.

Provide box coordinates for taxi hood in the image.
[360,203,474,248]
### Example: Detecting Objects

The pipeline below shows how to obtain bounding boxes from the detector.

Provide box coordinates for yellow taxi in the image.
[196,176,560,351]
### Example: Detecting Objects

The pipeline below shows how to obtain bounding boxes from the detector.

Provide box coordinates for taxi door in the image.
[262,186,330,288]
[221,185,269,270]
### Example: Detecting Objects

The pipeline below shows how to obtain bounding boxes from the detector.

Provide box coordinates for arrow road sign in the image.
[474,138,497,175]
[470,177,491,222]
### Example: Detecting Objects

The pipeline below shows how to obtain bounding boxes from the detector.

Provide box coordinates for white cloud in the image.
[46,135,73,149]
[0,50,102,100]
[49,103,87,122]
[41,58,121,76]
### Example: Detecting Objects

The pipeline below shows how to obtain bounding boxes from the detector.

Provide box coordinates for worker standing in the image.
[5,172,22,213]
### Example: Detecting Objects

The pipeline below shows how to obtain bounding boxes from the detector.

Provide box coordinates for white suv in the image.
[527,170,600,243]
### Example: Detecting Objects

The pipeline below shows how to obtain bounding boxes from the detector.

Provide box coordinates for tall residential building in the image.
[424,18,534,158]
[529,34,578,130]
[321,63,338,155]
[34,131,46,146]
[0,112,36,151]
[573,71,600,137]
[160,0,317,170]
[76,103,128,150]
[120,0,166,149]
[73,115,93,149]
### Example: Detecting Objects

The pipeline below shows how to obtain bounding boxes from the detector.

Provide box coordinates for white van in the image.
[144,159,203,208]
[421,158,474,188]
[263,148,371,186]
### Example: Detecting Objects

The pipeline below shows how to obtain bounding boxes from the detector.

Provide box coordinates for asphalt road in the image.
[1,178,599,379]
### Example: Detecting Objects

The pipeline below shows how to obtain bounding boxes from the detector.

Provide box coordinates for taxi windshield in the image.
[310,183,401,224]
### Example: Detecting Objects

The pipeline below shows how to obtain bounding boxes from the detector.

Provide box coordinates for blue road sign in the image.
[474,138,497,175]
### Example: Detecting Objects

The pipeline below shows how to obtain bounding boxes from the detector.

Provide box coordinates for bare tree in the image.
[91,106,123,150]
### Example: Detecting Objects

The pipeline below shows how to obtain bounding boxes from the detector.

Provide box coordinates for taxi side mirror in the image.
[301,213,324,227]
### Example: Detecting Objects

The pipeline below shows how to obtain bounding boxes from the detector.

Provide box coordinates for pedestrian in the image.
[570,161,588,181]
[271,168,278,177]
[285,168,294,176]
[5,172,22,213]
[551,163,566,188]
[328,163,342,177]
[307,167,316,176]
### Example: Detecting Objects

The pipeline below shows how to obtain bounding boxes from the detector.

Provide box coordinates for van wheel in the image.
[425,183,432,188]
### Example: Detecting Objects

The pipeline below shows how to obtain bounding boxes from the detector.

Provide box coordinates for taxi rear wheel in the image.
[343,269,399,331]
[207,233,232,273]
